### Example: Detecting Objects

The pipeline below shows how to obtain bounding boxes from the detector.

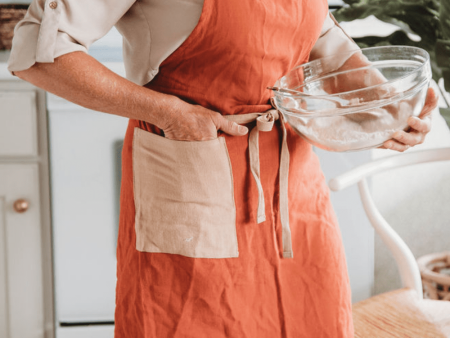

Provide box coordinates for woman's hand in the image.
[160,98,248,141]
[324,52,438,152]
[380,88,438,152]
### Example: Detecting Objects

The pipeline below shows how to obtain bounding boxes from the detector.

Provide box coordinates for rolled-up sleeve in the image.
[310,11,359,68]
[7,0,136,74]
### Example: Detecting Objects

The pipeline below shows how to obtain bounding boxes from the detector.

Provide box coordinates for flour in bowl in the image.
[285,100,415,152]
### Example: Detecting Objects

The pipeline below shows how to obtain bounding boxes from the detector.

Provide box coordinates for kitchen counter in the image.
[0,58,16,80]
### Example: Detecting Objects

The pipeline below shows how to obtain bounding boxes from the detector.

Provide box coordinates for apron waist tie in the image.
[225,109,293,259]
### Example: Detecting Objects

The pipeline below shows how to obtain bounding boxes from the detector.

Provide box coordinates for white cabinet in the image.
[0,164,44,338]
[0,75,54,338]
[0,92,38,156]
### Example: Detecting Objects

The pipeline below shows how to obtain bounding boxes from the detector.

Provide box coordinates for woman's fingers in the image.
[408,115,432,133]
[213,113,249,136]
[162,100,249,140]
[391,129,425,146]
[380,87,438,152]
[419,87,438,119]
[382,139,411,152]
[381,122,429,152]
[383,116,431,150]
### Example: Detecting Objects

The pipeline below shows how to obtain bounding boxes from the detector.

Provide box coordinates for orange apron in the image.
[115,0,354,337]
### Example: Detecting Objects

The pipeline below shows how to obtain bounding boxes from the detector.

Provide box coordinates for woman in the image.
[8,0,437,337]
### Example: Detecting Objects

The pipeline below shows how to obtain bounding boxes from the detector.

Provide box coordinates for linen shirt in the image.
[7,0,357,86]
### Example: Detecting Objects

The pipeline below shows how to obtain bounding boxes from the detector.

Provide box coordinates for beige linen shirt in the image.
[7,0,356,85]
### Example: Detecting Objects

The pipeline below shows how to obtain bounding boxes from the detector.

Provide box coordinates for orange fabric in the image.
[115,0,354,337]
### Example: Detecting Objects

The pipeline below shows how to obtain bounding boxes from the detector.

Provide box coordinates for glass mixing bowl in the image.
[272,46,432,152]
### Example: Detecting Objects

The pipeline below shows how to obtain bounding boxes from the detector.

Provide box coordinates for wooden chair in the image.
[329,147,450,338]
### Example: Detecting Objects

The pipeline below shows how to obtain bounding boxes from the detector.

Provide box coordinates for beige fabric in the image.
[278,112,292,259]
[309,12,359,68]
[132,127,238,258]
[8,1,357,85]
[7,0,203,85]
[225,108,293,258]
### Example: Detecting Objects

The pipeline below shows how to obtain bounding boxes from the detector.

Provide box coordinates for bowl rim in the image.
[280,79,430,117]
[273,45,430,99]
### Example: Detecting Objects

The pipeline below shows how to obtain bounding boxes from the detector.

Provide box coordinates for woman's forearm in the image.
[14,51,181,129]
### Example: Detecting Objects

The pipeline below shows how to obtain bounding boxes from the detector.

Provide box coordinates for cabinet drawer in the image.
[0,91,38,157]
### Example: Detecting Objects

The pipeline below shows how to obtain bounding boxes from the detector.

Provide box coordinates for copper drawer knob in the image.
[13,199,29,213]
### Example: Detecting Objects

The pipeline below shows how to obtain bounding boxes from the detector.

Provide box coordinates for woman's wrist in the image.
[143,90,187,130]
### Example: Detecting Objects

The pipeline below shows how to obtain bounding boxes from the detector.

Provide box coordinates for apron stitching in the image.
[220,137,240,256]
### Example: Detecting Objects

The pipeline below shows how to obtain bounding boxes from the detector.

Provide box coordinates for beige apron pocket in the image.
[132,128,238,258]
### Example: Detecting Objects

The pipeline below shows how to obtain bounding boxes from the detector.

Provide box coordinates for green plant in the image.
[333,0,450,124]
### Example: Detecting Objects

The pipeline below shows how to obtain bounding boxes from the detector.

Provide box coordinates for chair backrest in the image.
[329,147,450,300]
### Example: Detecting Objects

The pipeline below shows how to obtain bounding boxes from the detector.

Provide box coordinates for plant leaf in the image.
[436,40,450,90]
[436,39,450,66]
[440,0,450,39]
[442,70,450,92]
[333,3,439,47]
[352,30,418,46]
[439,107,450,130]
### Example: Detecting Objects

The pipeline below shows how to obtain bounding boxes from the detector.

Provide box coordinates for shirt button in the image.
[49,1,57,9]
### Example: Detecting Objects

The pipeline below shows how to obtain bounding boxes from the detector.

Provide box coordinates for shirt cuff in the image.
[7,2,87,75]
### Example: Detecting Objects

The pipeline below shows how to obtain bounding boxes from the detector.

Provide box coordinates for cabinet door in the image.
[0,164,44,338]
[0,92,38,157]
[48,104,127,324]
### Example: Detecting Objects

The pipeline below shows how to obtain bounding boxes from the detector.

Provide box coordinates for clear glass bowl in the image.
[272,46,432,152]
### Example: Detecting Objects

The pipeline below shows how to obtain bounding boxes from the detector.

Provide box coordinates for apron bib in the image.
[115,0,354,337]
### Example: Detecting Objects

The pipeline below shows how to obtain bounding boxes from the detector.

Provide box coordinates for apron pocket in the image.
[132,127,238,258]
